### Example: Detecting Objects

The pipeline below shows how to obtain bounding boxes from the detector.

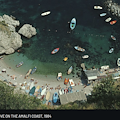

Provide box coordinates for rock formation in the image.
[0,14,22,55]
[18,24,37,38]
[103,0,120,18]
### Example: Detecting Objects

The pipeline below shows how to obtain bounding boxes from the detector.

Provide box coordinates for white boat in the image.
[111,35,116,40]
[94,6,102,9]
[105,17,112,22]
[41,87,46,95]
[82,55,89,59]
[46,91,50,101]
[100,13,107,17]
[41,11,51,16]
[70,18,76,30]
[117,58,120,66]
[74,46,85,52]
[109,48,114,53]
[61,88,64,94]
[67,66,73,74]
[69,79,75,86]
[30,82,34,90]
[58,89,62,95]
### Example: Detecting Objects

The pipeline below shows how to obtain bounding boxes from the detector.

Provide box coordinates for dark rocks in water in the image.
[22,43,31,48]
[103,0,120,18]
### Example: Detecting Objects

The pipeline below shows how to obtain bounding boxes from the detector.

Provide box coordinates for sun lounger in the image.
[69,79,75,86]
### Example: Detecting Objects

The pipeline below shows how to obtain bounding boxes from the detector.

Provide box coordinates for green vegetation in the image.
[0,76,120,109]
[0,21,11,36]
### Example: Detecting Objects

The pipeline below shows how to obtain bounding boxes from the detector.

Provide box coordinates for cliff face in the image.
[0,15,22,55]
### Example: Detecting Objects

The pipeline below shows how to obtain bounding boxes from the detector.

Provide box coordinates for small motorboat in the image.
[46,91,50,101]
[25,69,32,78]
[105,17,112,22]
[41,87,46,96]
[82,55,89,59]
[110,20,117,25]
[70,18,76,30]
[30,66,37,74]
[74,46,85,52]
[94,6,102,9]
[16,61,23,68]
[53,92,58,103]
[57,72,62,81]
[111,35,116,40]
[30,82,34,90]
[109,48,114,53]
[64,88,68,94]
[100,13,107,17]
[67,66,73,74]
[58,89,63,95]
[51,48,59,54]
[63,57,68,61]
[117,58,120,66]
[41,11,51,16]
[64,78,69,85]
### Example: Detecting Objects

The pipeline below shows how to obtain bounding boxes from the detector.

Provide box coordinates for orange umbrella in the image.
[110,20,117,25]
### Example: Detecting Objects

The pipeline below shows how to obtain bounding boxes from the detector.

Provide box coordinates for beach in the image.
[0,55,93,105]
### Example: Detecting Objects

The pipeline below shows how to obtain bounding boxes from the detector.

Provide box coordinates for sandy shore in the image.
[0,58,93,104]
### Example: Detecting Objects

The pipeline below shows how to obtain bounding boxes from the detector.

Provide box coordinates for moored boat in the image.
[61,88,64,94]
[82,55,89,59]
[67,66,73,74]
[53,92,58,103]
[94,6,102,9]
[63,57,68,61]
[57,72,62,81]
[29,86,36,96]
[58,89,62,95]
[100,13,107,17]
[31,66,37,74]
[111,35,116,40]
[117,58,120,66]
[41,87,46,96]
[110,20,117,25]
[46,91,50,101]
[25,69,32,78]
[16,61,23,68]
[70,18,76,30]
[74,46,85,52]
[41,11,51,16]
[109,48,114,53]
[105,17,112,22]
[51,48,59,54]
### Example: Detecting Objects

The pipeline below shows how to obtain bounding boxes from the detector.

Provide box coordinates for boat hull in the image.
[70,18,76,30]
[16,61,23,68]
[31,67,37,74]
[74,46,85,52]
[109,48,114,53]
[51,48,59,54]
[67,66,73,74]
[41,11,51,16]
[82,55,89,59]
[110,20,117,25]
[111,35,116,40]
[117,58,120,66]
[53,92,58,103]
[105,17,111,22]
[100,13,107,17]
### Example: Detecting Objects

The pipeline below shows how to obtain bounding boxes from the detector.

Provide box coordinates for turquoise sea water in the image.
[1,0,120,76]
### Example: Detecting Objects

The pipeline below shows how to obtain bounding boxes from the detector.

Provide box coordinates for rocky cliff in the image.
[0,15,22,55]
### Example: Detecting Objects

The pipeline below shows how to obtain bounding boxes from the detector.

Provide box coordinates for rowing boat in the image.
[67,66,73,74]
[41,11,51,16]
[70,18,76,30]
[111,35,116,40]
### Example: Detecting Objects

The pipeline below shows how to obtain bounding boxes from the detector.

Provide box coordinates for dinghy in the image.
[31,66,37,74]
[25,69,32,78]
[111,35,116,40]
[74,46,85,52]
[41,11,51,16]
[100,13,107,17]
[53,92,58,103]
[64,78,69,85]
[16,61,23,68]
[51,48,59,54]
[110,20,117,25]
[58,89,63,95]
[30,82,34,90]
[41,87,46,96]
[109,48,114,53]
[105,17,112,22]
[70,18,76,30]
[82,55,89,59]
[46,91,50,101]
[67,66,73,74]
[94,6,102,9]
[117,58,120,66]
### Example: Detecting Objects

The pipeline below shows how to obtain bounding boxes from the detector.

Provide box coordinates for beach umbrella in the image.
[29,86,35,95]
